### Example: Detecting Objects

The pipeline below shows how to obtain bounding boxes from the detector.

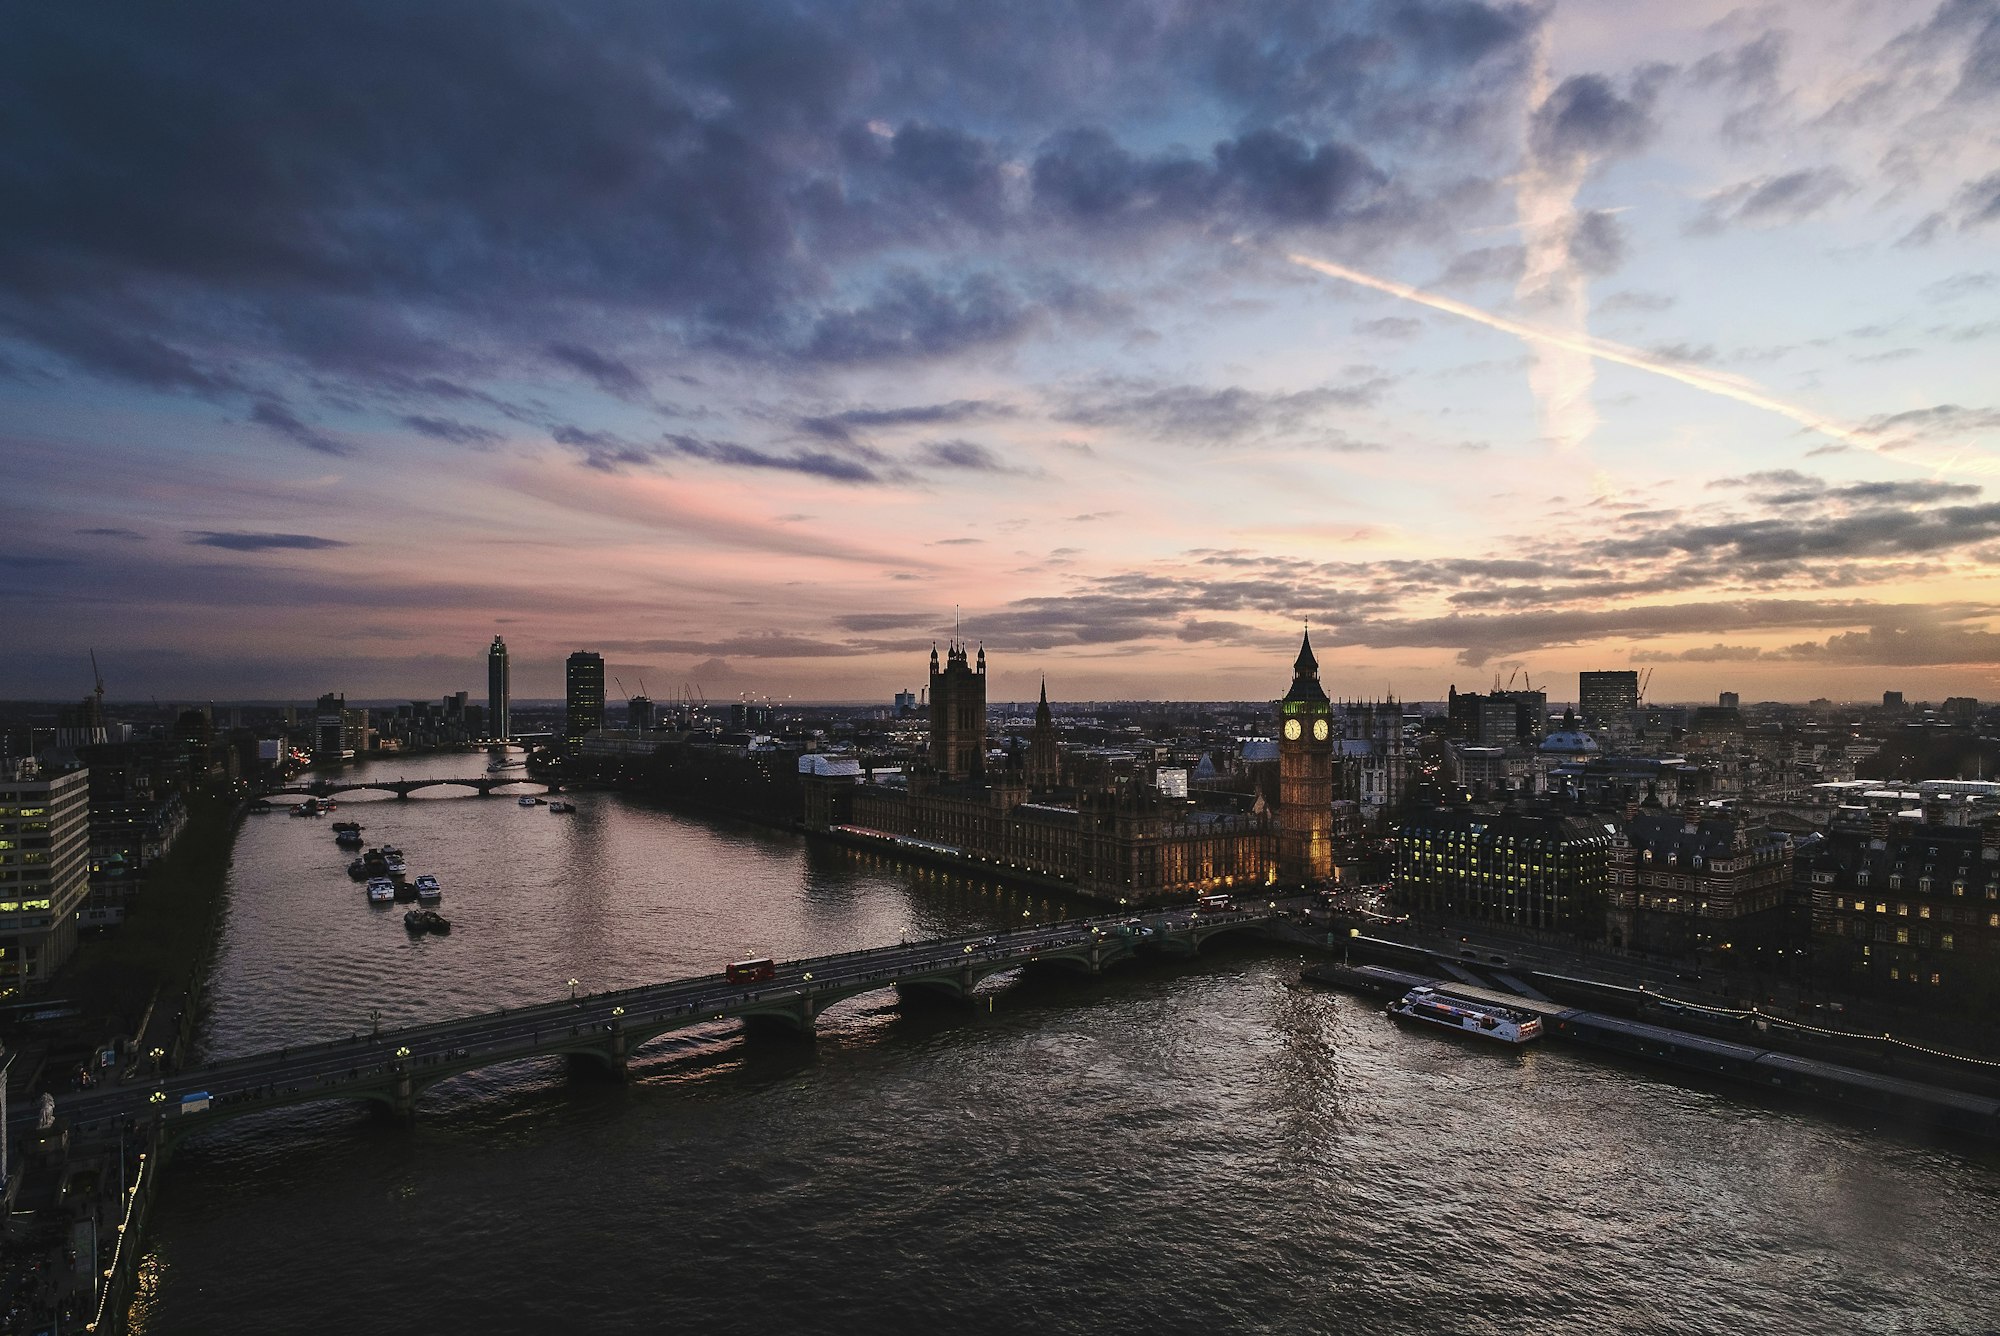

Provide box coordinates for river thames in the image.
[134,751,2000,1333]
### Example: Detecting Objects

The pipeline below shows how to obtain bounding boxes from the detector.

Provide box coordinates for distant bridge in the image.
[258,774,558,800]
[19,904,1289,1142]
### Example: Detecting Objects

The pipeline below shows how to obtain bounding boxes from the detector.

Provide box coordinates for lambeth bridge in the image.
[19,903,1288,1144]
[258,774,557,800]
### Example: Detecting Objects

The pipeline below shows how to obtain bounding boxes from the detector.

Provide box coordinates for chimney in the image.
[1983,817,2000,862]
[1869,809,1889,851]
[1681,798,1701,835]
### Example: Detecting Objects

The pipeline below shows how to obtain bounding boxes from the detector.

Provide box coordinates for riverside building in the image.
[0,760,91,994]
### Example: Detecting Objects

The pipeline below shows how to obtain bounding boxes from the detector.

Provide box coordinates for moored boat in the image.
[517,795,541,807]
[403,908,452,934]
[1386,987,1542,1045]
[547,800,575,813]
[366,877,397,903]
[414,874,442,903]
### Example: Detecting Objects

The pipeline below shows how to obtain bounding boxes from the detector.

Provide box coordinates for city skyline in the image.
[5,1,1999,704]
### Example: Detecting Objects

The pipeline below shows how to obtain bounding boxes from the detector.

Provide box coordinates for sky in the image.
[3,0,1998,707]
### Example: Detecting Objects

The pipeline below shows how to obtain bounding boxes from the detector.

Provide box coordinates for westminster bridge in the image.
[15,902,1290,1145]
[257,774,558,800]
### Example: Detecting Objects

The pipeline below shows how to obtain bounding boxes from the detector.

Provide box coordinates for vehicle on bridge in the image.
[726,958,776,984]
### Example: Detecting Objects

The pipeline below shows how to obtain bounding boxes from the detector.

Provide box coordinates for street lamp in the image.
[394,1046,411,1060]
[149,1046,164,1071]
[568,977,580,1001]
[147,1091,165,1105]
[611,1006,624,1019]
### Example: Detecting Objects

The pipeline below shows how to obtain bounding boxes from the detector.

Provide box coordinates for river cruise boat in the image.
[518,795,542,807]
[366,877,397,903]
[414,875,442,903]
[1386,987,1543,1045]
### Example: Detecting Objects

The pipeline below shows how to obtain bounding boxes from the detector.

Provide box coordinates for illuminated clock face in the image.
[1283,718,1303,740]
[1313,718,1330,741]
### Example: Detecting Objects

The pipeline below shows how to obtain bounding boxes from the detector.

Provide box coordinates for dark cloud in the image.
[1630,644,1767,663]
[1858,403,2000,440]
[73,527,146,541]
[1530,72,1660,166]
[913,439,1014,472]
[545,343,647,399]
[1354,315,1423,339]
[249,399,353,456]
[1690,167,1855,233]
[1568,209,1627,275]
[658,432,884,483]
[403,414,500,445]
[796,399,1012,446]
[1954,169,2000,227]
[794,271,1037,364]
[186,531,349,551]
[1056,376,1389,444]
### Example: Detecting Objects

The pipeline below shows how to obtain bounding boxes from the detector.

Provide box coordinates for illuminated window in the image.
[1942,933,1954,951]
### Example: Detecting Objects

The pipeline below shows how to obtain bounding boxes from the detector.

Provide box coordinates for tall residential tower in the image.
[487,636,511,741]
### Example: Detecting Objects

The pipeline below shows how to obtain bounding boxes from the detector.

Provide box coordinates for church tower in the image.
[1027,678,1060,791]
[1277,629,1334,884]
[928,638,987,780]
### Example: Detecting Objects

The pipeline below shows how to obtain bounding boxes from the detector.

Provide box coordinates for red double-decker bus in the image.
[726,958,776,984]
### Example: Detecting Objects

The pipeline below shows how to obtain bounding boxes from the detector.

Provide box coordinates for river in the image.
[134,750,2000,1333]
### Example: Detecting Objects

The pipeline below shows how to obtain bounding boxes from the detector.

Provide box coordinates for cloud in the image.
[546,343,647,399]
[657,433,886,483]
[796,399,1013,446]
[249,399,353,456]
[73,527,146,541]
[1690,167,1856,233]
[186,531,349,551]
[1056,377,1389,444]
[1529,72,1660,166]
[1630,644,1767,663]
[913,439,1016,472]
[403,414,500,445]
[1354,316,1423,339]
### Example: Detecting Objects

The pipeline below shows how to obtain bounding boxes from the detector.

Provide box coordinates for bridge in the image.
[258,774,557,800]
[17,903,1289,1146]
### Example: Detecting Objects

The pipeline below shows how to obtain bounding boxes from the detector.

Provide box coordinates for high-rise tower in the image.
[565,650,605,745]
[487,636,511,742]
[928,638,986,780]
[1277,629,1334,884]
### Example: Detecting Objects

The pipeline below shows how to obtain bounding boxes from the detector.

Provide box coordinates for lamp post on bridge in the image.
[568,977,580,1002]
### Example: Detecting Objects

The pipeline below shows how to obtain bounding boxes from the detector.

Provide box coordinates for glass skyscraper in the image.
[487,636,510,741]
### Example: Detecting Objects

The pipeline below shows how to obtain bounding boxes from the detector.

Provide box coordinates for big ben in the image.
[1277,629,1334,884]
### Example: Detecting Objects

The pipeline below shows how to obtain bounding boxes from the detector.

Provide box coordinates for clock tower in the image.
[1277,629,1334,885]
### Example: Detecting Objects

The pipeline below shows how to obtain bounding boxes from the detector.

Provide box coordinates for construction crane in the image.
[89,648,106,707]
[613,675,629,698]
[1639,667,1654,704]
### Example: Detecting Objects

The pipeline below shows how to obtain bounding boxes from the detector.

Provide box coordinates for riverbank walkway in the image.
[9,901,1288,1144]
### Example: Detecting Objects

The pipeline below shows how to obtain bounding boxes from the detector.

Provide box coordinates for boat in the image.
[347,858,369,880]
[547,800,575,814]
[331,820,362,833]
[414,875,442,904]
[379,844,403,858]
[366,877,397,904]
[1385,987,1543,1045]
[404,908,451,934]
[518,795,541,807]
[384,854,407,877]
[335,828,364,847]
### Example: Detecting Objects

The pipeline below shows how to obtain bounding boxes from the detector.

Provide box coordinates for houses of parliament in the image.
[804,633,1339,901]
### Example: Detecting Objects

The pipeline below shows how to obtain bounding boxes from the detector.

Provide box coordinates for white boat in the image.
[384,855,407,876]
[518,795,541,807]
[414,875,442,903]
[1386,987,1542,1045]
[366,877,397,904]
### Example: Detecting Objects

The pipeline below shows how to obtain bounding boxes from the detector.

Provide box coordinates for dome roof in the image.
[1540,729,1601,754]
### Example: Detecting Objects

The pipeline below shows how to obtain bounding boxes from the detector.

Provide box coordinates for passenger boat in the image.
[517,795,541,807]
[366,877,397,904]
[414,874,442,903]
[547,800,575,813]
[1386,987,1542,1045]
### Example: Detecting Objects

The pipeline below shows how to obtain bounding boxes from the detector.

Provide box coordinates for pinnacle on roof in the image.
[1294,627,1319,680]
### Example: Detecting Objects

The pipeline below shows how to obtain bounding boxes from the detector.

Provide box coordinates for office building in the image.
[1579,670,1639,728]
[1718,691,1740,710]
[1801,815,2000,998]
[1607,807,1794,955]
[0,760,92,993]
[1395,803,1613,936]
[487,636,511,741]
[566,651,605,746]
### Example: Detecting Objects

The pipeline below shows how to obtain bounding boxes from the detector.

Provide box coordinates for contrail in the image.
[1286,250,1878,450]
